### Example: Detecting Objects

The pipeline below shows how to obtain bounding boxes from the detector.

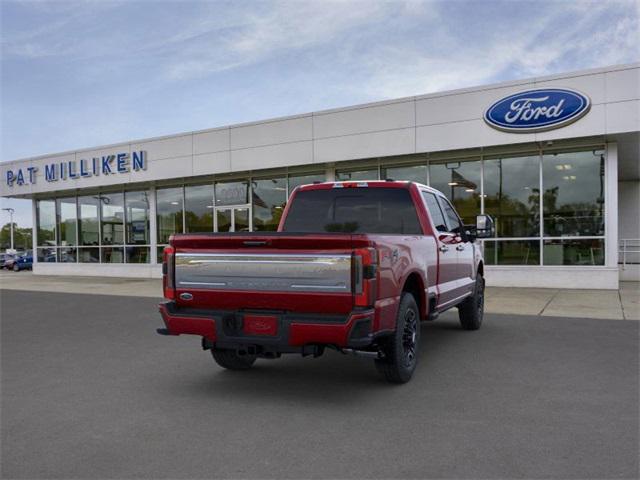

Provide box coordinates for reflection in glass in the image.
[78,247,100,263]
[335,168,379,181]
[126,246,150,264]
[235,208,250,232]
[288,173,325,193]
[430,160,481,224]
[56,198,77,246]
[542,150,605,237]
[185,184,214,233]
[125,191,150,245]
[37,247,57,262]
[543,239,604,265]
[215,181,248,206]
[252,177,286,231]
[101,247,124,263]
[483,240,540,265]
[58,247,77,263]
[382,164,427,184]
[156,187,183,244]
[101,192,124,245]
[78,196,100,246]
[157,246,166,264]
[37,200,56,246]
[484,155,540,237]
[216,209,231,232]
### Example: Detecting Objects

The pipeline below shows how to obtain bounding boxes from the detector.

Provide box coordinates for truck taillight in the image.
[354,247,378,307]
[162,246,175,300]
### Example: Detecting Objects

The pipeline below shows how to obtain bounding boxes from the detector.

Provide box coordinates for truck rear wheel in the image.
[375,292,420,384]
[211,349,257,370]
[458,274,484,330]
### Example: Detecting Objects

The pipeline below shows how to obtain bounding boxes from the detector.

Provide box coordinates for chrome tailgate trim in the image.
[175,253,352,293]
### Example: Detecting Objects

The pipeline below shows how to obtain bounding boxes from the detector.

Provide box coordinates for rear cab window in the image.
[283,187,422,234]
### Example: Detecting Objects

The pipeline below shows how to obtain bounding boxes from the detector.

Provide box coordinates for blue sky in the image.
[1,0,639,228]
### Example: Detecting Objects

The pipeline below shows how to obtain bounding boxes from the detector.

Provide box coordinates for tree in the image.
[0,223,32,251]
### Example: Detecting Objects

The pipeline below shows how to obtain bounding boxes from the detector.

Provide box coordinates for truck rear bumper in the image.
[157,301,378,350]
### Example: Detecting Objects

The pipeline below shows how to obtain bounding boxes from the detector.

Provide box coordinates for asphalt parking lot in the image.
[1,289,638,479]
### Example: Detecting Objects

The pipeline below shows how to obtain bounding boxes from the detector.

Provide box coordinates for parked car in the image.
[12,252,33,271]
[2,253,17,270]
[157,181,494,383]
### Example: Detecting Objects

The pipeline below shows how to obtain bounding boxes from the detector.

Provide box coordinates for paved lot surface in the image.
[2,290,638,479]
[2,270,639,320]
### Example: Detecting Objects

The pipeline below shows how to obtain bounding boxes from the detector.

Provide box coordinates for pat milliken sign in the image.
[484,88,591,133]
[5,151,147,187]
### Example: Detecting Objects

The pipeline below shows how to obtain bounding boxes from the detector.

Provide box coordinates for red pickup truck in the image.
[157,181,494,383]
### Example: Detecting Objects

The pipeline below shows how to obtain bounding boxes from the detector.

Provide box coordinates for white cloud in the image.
[164,1,401,80]
[352,1,639,100]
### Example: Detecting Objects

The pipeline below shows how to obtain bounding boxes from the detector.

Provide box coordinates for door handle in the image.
[439,245,449,253]
[456,245,465,251]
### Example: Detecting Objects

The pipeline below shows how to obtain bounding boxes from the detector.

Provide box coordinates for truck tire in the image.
[375,292,420,384]
[458,274,484,330]
[13,263,19,272]
[211,349,256,370]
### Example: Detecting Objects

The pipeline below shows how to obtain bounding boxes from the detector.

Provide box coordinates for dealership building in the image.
[1,63,638,289]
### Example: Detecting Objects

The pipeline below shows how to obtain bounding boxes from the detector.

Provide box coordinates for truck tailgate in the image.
[170,233,371,314]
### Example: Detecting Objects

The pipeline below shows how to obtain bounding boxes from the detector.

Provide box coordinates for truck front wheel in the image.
[458,274,484,330]
[211,349,256,370]
[375,292,420,384]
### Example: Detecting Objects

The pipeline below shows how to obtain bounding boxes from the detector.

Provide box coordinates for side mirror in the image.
[475,214,495,238]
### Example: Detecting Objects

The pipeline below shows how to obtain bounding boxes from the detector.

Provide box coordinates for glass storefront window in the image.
[78,247,100,263]
[56,198,77,246]
[335,168,379,181]
[58,247,77,263]
[484,155,540,237]
[288,172,325,193]
[126,246,150,264]
[215,181,248,206]
[156,187,184,244]
[125,191,150,245]
[78,196,100,246]
[543,239,604,265]
[36,200,56,246]
[430,159,481,224]
[252,177,287,231]
[100,193,124,245]
[185,184,214,233]
[157,246,166,264]
[484,240,540,265]
[382,164,428,184]
[542,150,605,237]
[37,246,56,262]
[101,246,124,263]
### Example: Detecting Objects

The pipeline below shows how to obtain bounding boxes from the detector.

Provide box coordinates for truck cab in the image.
[158,181,493,383]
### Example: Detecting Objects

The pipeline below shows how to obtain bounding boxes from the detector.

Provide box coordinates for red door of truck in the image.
[437,196,476,300]
[421,191,460,306]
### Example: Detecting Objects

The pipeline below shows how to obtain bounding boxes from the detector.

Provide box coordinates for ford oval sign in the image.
[484,88,591,133]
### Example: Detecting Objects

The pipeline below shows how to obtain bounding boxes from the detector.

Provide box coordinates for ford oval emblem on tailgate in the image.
[180,292,193,301]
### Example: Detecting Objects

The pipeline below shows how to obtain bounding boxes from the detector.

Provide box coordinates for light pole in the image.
[2,207,15,251]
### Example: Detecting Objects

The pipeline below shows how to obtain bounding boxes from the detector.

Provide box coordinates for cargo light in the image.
[162,245,176,300]
[353,247,378,308]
